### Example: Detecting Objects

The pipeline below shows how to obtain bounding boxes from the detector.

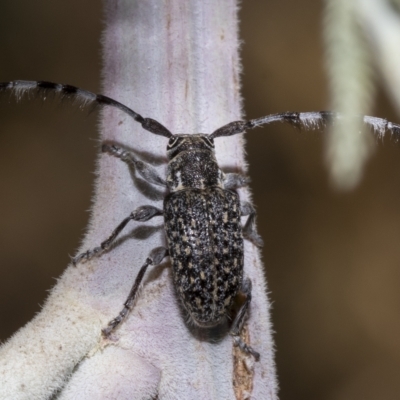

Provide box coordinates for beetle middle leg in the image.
[102,246,169,337]
[241,202,263,247]
[230,278,260,361]
[73,205,163,264]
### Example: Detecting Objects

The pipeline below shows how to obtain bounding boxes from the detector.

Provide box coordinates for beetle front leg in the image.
[230,278,260,361]
[102,246,169,337]
[102,143,167,187]
[223,173,250,190]
[73,205,163,265]
[241,202,263,247]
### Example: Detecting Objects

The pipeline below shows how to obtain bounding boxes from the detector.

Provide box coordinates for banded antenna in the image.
[0,80,173,138]
[210,111,400,140]
[1,81,400,141]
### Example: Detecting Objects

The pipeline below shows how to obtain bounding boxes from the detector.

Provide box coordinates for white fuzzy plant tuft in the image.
[0,1,277,399]
[324,0,400,189]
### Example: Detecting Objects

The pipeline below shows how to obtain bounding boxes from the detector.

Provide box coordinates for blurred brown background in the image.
[1,1,400,399]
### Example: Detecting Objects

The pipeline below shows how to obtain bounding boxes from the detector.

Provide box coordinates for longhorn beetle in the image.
[2,80,400,361]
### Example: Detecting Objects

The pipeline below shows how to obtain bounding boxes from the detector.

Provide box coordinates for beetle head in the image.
[166,134,214,159]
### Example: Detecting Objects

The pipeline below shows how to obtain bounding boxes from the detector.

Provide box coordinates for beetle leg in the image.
[223,173,250,190]
[73,205,163,265]
[102,246,169,337]
[241,202,263,247]
[102,142,167,187]
[230,278,260,361]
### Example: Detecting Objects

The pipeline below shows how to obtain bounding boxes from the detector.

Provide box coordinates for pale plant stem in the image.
[0,1,277,399]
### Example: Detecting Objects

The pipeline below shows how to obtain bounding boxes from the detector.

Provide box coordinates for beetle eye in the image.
[201,136,215,148]
[167,137,180,149]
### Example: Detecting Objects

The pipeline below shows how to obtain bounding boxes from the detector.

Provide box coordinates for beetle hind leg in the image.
[230,278,260,361]
[102,246,169,337]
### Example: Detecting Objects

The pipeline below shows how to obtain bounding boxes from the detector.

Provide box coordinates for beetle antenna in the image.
[209,111,400,140]
[0,80,173,138]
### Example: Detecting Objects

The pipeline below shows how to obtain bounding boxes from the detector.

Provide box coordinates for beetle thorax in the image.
[166,134,224,192]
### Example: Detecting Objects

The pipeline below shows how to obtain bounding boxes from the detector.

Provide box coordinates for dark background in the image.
[1,2,400,399]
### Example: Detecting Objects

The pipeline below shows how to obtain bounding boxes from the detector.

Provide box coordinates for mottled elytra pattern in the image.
[164,188,243,326]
